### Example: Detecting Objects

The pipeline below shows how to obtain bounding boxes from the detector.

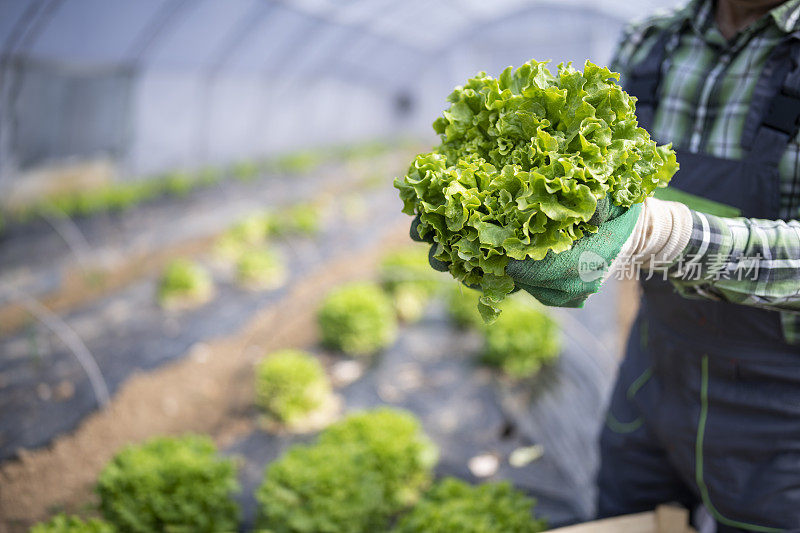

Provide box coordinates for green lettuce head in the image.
[395,60,677,321]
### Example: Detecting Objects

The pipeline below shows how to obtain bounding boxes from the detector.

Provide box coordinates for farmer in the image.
[411,0,800,529]
[594,0,800,529]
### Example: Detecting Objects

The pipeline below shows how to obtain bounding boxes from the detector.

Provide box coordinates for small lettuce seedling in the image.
[274,151,323,175]
[317,408,438,509]
[96,435,239,533]
[213,213,271,261]
[231,160,260,180]
[157,258,213,309]
[255,349,330,425]
[317,282,397,357]
[256,440,388,533]
[236,248,287,289]
[30,514,114,533]
[227,214,270,246]
[393,478,546,533]
[256,408,437,533]
[482,299,560,378]
[265,204,320,237]
[379,248,443,322]
[446,285,485,330]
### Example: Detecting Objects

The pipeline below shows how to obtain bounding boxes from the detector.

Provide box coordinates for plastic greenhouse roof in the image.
[1,0,681,80]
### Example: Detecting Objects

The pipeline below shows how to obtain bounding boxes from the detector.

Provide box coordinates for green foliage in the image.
[96,435,239,533]
[30,514,114,533]
[379,248,441,295]
[33,176,182,219]
[334,140,389,161]
[157,259,213,307]
[317,408,438,508]
[482,299,560,378]
[317,282,397,357]
[231,160,260,180]
[213,234,247,262]
[390,285,430,324]
[5,140,399,227]
[395,60,678,321]
[162,172,194,197]
[393,478,546,533]
[266,204,320,237]
[230,214,270,245]
[215,203,319,263]
[257,439,388,533]
[256,408,437,533]
[197,166,223,186]
[446,285,485,330]
[255,349,330,424]
[213,213,271,261]
[274,151,323,175]
[236,247,287,289]
[379,247,443,322]
[446,287,562,387]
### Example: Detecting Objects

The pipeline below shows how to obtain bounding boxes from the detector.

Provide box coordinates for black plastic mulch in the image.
[228,284,621,530]
[0,182,404,460]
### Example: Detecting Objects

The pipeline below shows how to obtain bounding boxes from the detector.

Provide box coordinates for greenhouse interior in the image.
[0,0,703,532]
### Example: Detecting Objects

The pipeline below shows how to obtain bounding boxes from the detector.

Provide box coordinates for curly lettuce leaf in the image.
[395,60,678,321]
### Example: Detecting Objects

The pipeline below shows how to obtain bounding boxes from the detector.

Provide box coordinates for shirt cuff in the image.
[666,211,748,299]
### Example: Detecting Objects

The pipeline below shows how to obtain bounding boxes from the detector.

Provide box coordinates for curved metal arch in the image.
[253,12,379,89]
[258,9,327,78]
[358,0,476,51]
[314,35,414,91]
[204,0,276,77]
[195,1,276,161]
[125,0,198,67]
[433,0,628,58]
[0,0,64,61]
[264,0,429,63]
[408,0,627,85]
[1,0,48,59]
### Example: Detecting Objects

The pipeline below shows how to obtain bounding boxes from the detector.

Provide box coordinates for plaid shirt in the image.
[612,0,800,343]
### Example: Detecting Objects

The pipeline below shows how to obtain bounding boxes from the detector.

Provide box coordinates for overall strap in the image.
[624,20,687,133]
[745,31,800,167]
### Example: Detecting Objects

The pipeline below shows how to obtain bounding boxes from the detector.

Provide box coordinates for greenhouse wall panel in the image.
[127,71,205,175]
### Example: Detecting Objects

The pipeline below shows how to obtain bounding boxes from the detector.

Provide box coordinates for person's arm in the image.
[666,211,800,312]
[617,198,800,312]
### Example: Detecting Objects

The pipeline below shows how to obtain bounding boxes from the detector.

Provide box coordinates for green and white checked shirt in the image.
[612,0,800,343]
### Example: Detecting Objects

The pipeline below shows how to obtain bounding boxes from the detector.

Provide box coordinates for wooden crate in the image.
[550,506,698,533]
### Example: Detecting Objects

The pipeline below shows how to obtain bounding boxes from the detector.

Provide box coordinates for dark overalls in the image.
[597,22,800,532]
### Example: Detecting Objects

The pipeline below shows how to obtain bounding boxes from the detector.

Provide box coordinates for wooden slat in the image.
[549,512,655,533]
[656,505,693,533]
[549,506,696,533]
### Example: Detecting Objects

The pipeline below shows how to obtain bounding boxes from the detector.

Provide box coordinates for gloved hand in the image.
[409,216,448,271]
[505,198,642,307]
[410,196,693,308]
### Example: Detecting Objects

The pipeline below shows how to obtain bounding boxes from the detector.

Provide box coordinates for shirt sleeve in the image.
[666,211,800,312]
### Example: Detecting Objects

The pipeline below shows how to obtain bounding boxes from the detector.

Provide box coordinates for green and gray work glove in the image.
[508,196,693,307]
[505,197,641,307]
[412,196,693,308]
